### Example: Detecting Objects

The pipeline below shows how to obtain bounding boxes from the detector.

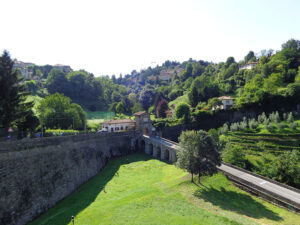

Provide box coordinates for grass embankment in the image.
[169,94,189,107]
[30,153,299,225]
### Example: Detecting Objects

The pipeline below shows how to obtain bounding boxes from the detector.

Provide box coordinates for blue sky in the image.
[0,0,299,76]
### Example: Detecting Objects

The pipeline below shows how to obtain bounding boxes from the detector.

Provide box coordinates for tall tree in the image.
[155,99,169,118]
[0,51,33,131]
[177,130,221,182]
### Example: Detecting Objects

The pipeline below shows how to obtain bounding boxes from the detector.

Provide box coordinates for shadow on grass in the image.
[194,186,282,221]
[29,153,152,225]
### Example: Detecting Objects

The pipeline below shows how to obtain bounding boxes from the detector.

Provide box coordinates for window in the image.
[121,126,123,130]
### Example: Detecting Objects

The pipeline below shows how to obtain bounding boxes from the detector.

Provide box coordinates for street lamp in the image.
[71,215,74,225]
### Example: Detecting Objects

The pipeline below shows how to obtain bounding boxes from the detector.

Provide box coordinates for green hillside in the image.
[29,153,299,225]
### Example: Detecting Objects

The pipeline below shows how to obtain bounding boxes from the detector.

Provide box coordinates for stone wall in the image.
[0,132,137,225]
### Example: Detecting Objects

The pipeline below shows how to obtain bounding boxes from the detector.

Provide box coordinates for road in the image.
[154,135,300,209]
[218,164,300,207]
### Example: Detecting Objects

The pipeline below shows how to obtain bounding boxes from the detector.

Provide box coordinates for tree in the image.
[37,93,86,130]
[131,102,143,113]
[244,51,255,63]
[282,39,300,50]
[116,102,125,114]
[177,130,221,182]
[0,50,33,131]
[175,103,190,122]
[46,68,68,94]
[155,99,169,118]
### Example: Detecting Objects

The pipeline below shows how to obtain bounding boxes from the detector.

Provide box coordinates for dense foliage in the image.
[0,51,37,136]
[177,130,221,182]
[37,93,86,130]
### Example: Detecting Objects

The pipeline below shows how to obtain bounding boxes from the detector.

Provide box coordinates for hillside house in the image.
[239,62,258,70]
[218,96,234,110]
[102,119,135,132]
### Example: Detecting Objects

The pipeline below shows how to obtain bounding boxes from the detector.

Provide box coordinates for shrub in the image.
[220,123,229,134]
[222,144,247,168]
[283,112,288,120]
[239,121,248,130]
[258,112,267,124]
[248,119,258,129]
[269,111,280,123]
[230,123,239,132]
[265,123,273,131]
[287,112,294,123]
[290,122,298,130]
[276,122,285,130]
[263,118,270,126]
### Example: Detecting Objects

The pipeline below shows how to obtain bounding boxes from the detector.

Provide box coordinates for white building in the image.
[239,62,258,70]
[218,96,234,110]
[102,119,136,132]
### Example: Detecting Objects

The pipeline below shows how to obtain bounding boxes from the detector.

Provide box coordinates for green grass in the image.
[85,110,115,120]
[169,94,189,107]
[29,153,299,225]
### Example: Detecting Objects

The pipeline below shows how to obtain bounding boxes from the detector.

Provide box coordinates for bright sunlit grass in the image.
[29,153,300,225]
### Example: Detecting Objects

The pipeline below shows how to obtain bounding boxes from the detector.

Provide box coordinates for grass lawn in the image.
[29,153,299,225]
[169,94,189,107]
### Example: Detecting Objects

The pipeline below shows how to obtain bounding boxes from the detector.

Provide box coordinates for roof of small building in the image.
[102,119,135,125]
[133,111,148,116]
[218,96,233,100]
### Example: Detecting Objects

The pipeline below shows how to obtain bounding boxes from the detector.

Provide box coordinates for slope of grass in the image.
[169,94,189,107]
[29,153,299,225]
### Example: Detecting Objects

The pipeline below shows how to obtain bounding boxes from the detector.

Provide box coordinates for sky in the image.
[0,0,299,76]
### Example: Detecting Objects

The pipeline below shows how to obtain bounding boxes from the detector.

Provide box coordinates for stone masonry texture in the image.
[0,132,136,225]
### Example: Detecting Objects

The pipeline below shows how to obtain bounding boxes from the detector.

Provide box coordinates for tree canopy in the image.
[177,130,221,182]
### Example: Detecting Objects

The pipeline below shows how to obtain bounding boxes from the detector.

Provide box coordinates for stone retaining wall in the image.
[0,132,136,225]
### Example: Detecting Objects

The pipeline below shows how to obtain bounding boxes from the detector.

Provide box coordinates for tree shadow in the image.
[29,153,152,225]
[194,186,282,221]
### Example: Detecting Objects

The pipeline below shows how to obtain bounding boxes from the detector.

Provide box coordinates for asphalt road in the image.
[218,164,300,206]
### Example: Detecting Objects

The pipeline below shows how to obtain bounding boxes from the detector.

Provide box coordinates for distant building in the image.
[134,111,153,135]
[13,60,34,80]
[218,96,234,110]
[53,64,72,74]
[102,119,135,133]
[239,62,258,70]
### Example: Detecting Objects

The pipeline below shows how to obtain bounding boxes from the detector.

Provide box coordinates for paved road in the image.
[149,136,300,208]
[218,164,300,207]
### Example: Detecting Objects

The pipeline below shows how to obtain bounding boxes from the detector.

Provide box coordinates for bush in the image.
[220,123,229,134]
[269,111,280,123]
[248,119,258,129]
[222,144,247,168]
[263,118,270,126]
[265,123,273,131]
[258,112,267,124]
[290,122,298,130]
[238,121,248,130]
[230,123,239,132]
[287,112,294,123]
[283,113,288,120]
[276,122,285,130]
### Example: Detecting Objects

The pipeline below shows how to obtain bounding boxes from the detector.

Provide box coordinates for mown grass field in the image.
[29,153,299,225]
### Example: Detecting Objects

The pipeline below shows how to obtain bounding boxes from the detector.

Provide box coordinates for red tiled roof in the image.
[133,111,148,116]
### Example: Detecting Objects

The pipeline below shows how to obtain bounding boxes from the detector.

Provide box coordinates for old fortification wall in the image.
[0,132,137,225]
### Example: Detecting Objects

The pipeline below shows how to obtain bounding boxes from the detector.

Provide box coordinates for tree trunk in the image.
[191,173,194,182]
[198,174,201,183]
